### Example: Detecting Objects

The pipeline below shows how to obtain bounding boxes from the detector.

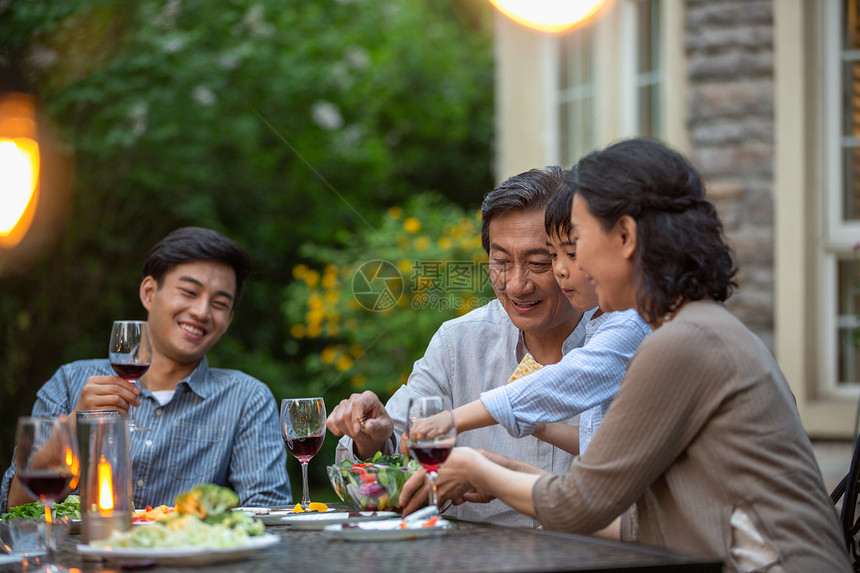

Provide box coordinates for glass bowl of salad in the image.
[327,453,420,511]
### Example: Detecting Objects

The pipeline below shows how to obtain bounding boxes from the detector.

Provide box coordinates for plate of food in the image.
[323,514,451,541]
[77,532,279,565]
[280,511,399,530]
[235,502,334,525]
[79,483,270,566]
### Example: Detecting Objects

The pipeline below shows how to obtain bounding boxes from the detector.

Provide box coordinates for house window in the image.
[557,0,662,167]
[632,0,661,137]
[558,25,595,168]
[825,0,860,389]
[843,0,860,222]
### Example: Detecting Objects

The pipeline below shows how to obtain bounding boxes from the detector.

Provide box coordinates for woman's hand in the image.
[400,447,486,515]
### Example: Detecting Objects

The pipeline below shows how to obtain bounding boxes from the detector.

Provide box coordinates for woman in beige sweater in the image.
[402,138,851,571]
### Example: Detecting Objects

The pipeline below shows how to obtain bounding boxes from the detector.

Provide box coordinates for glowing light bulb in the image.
[0,94,40,249]
[488,0,604,33]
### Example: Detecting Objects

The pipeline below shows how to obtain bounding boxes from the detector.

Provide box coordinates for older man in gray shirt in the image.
[327,167,586,527]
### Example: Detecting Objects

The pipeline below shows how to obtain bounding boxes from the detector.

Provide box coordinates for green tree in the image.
[0,0,493,498]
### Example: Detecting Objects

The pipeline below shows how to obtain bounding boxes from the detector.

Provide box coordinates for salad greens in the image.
[331,453,419,511]
[1,495,81,522]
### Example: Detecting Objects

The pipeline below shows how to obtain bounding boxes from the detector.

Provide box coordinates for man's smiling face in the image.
[488,209,579,334]
[141,260,236,369]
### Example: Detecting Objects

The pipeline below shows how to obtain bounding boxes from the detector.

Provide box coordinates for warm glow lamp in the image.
[0,93,40,249]
[487,0,604,33]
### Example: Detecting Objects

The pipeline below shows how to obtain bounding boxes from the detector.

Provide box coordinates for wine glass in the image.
[280,398,326,510]
[14,416,80,572]
[406,396,457,509]
[109,320,152,432]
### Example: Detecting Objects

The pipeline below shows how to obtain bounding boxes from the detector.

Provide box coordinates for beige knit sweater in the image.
[533,300,850,571]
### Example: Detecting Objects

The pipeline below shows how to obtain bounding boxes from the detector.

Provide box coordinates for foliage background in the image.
[0,0,494,500]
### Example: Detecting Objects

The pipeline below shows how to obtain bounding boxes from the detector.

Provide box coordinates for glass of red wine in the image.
[406,396,457,509]
[109,320,152,433]
[280,397,326,510]
[14,416,80,572]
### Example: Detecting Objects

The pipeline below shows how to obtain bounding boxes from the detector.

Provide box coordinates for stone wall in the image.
[684,0,775,350]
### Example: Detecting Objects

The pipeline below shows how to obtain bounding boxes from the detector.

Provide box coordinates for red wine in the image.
[111,362,150,381]
[409,444,452,472]
[286,434,324,462]
[18,471,72,503]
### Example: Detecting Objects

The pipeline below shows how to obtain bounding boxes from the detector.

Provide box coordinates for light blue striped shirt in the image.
[0,357,291,510]
[480,309,651,454]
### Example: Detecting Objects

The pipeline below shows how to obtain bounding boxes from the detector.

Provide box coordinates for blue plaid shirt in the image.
[1,357,291,510]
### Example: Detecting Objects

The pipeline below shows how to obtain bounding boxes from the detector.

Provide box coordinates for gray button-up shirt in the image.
[337,299,588,527]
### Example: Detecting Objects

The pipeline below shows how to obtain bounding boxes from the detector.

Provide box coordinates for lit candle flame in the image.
[65,447,80,489]
[97,456,114,514]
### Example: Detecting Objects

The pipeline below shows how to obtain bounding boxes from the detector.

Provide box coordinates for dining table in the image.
[38,505,722,573]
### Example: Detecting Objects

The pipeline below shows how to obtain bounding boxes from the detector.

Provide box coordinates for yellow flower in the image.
[303,269,320,287]
[326,321,340,337]
[350,344,363,358]
[415,236,430,250]
[308,295,323,310]
[292,264,309,280]
[336,355,353,371]
[307,323,322,338]
[457,295,476,316]
[321,346,337,364]
[397,259,412,274]
[438,237,452,250]
[290,324,305,339]
[350,374,367,389]
[322,274,337,290]
[324,290,339,304]
[403,217,421,233]
[388,206,403,219]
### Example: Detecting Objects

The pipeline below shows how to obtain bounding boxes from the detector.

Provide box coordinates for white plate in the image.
[280,511,399,530]
[235,506,335,525]
[76,533,279,566]
[323,518,451,541]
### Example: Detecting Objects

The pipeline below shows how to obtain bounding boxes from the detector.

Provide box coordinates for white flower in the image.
[192,85,216,106]
[241,3,274,37]
[344,46,370,70]
[153,0,182,29]
[164,37,184,53]
[311,101,344,131]
[129,103,148,137]
[218,53,241,70]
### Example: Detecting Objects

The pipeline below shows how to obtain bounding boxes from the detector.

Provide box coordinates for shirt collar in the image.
[515,308,595,362]
[176,356,212,399]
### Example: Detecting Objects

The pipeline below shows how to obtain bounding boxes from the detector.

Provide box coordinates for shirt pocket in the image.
[168,422,224,480]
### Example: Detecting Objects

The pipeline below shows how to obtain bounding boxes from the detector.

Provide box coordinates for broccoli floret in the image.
[174,484,240,519]
[204,510,265,536]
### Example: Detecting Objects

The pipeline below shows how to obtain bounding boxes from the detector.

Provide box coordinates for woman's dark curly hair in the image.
[570,137,737,323]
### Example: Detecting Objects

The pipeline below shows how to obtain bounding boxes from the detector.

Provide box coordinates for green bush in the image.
[281,193,495,401]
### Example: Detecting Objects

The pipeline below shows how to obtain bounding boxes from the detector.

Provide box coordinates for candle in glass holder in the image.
[79,416,131,543]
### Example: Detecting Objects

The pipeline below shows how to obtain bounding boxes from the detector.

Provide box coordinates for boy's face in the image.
[546,231,600,312]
